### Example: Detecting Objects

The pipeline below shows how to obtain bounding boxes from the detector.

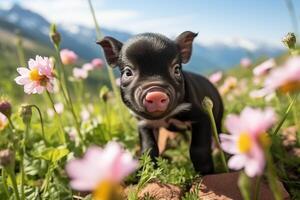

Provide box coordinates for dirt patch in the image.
[138,182,183,200]
[190,172,290,200]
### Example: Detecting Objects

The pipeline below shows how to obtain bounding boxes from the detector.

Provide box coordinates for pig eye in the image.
[173,64,181,76]
[122,67,134,79]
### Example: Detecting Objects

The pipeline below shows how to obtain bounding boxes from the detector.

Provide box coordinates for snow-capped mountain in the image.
[0,4,284,73]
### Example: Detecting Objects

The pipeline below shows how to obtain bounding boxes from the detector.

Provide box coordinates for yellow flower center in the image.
[93,180,123,200]
[237,132,252,153]
[258,132,271,149]
[279,81,300,93]
[29,68,42,81]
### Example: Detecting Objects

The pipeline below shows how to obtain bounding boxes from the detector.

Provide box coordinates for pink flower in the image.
[54,103,64,114]
[82,63,94,71]
[66,142,138,191]
[15,56,55,94]
[73,68,88,80]
[219,76,238,95]
[253,58,276,77]
[80,109,90,122]
[60,49,78,65]
[91,58,104,69]
[0,113,8,131]
[263,56,300,93]
[209,71,223,84]
[240,57,252,68]
[220,107,276,177]
[67,127,77,141]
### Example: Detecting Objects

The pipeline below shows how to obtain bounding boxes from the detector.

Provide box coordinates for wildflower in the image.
[282,32,296,49]
[80,109,90,122]
[219,76,238,95]
[0,100,12,118]
[15,56,55,94]
[240,58,252,68]
[220,107,276,177]
[82,63,94,71]
[54,103,64,114]
[253,58,276,77]
[73,68,88,80]
[91,58,104,69]
[49,24,61,47]
[264,56,300,93]
[0,113,8,131]
[208,71,223,84]
[0,149,14,167]
[20,105,32,124]
[67,127,77,141]
[66,142,138,198]
[60,49,78,65]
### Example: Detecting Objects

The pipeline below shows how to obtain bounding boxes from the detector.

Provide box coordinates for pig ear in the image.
[175,31,198,64]
[97,37,123,68]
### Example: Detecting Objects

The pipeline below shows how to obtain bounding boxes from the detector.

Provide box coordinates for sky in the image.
[0,0,299,47]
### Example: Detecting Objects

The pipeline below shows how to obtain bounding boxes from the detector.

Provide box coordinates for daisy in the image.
[220,107,276,177]
[15,56,55,94]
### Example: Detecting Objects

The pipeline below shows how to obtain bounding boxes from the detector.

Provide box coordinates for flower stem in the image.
[238,171,251,200]
[265,150,283,200]
[87,0,130,132]
[1,169,10,198]
[16,32,26,67]
[31,105,48,146]
[204,100,229,173]
[287,94,298,125]
[20,123,29,200]
[272,93,298,135]
[7,117,16,132]
[54,47,86,145]
[254,176,261,200]
[284,0,299,36]
[7,165,21,200]
[87,0,119,97]
[46,91,66,144]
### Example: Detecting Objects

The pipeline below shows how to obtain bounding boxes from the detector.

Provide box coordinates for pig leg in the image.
[139,126,159,162]
[190,119,214,175]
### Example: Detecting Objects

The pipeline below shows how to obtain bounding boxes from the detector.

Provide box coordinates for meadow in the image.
[0,1,300,200]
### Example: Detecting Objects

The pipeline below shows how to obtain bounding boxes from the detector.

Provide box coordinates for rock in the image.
[138,182,183,200]
[191,172,290,200]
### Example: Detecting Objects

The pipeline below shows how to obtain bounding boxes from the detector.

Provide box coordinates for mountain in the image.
[0,4,284,73]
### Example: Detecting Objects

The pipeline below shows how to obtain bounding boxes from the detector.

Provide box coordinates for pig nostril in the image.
[146,100,153,104]
[161,99,167,103]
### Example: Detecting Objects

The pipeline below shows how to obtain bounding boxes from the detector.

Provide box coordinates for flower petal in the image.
[228,154,247,170]
[220,134,239,154]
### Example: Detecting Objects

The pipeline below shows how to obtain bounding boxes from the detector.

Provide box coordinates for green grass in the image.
[0,31,300,200]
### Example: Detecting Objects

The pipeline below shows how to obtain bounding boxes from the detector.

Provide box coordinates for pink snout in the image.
[143,91,169,113]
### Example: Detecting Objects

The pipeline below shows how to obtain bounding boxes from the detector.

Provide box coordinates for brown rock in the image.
[191,172,290,200]
[138,182,182,200]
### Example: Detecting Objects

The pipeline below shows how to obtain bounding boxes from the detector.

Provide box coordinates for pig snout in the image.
[143,91,169,113]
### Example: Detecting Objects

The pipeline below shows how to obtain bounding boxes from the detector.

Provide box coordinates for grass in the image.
[0,21,300,200]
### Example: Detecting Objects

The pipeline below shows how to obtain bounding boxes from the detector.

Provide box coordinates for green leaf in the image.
[32,146,69,163]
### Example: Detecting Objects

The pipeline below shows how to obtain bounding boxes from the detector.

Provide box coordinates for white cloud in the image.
[14,0,138,28]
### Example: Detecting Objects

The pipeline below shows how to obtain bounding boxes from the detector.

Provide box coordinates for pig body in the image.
[98,32,223,174]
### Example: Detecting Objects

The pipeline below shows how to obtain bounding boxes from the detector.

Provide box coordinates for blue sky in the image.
[1,0,299,46]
